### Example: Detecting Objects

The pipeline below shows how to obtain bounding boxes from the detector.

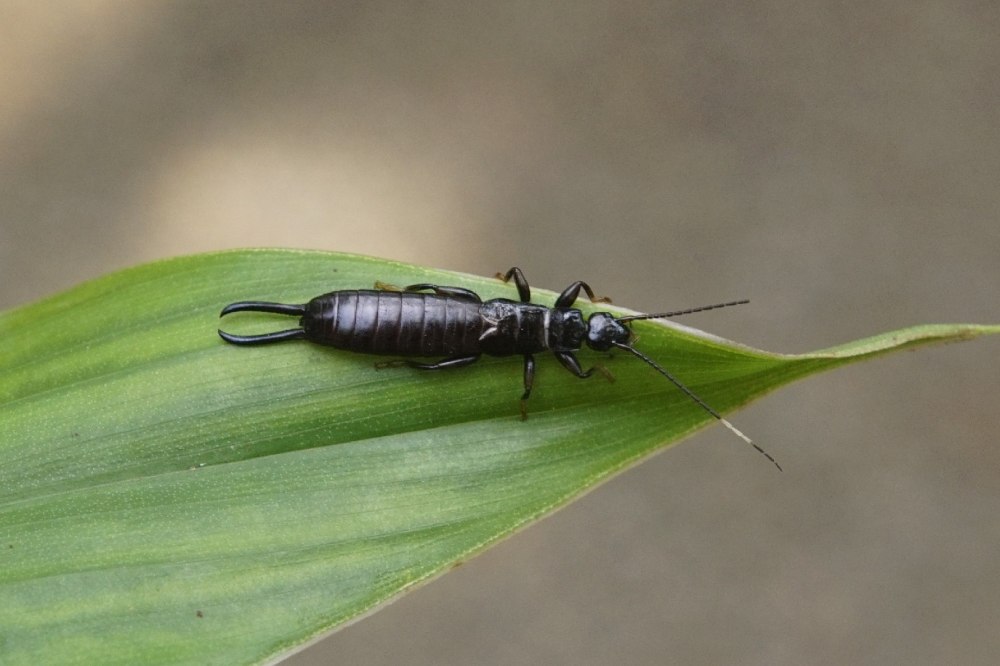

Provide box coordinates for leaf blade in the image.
[1,249,996,665]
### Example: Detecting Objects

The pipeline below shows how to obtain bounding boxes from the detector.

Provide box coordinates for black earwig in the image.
[219,268,780,470]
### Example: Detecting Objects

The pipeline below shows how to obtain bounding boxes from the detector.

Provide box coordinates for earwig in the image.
[219,268,780,470]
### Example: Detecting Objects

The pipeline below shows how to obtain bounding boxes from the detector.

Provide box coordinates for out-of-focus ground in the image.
[2,3,997,664]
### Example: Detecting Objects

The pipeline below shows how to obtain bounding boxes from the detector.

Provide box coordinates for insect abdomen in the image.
[301,290,484,356]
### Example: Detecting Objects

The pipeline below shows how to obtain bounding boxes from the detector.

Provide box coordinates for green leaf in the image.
[1,249,996,665]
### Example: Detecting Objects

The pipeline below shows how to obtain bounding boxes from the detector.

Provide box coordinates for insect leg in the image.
[554,352,615,382]
[555,281,611,308]
[495,267,531,303]
[519,354,536,420]
[375,354,481,370]
[401,284,482,302]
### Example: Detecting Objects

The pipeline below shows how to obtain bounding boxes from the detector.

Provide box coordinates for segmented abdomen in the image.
[301,290,484,356]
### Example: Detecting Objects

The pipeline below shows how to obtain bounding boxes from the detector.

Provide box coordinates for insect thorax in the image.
[548,308,587,352]
[478,299,549,356]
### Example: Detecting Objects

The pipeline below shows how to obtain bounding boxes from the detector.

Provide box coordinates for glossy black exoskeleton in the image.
[219,267,779,470]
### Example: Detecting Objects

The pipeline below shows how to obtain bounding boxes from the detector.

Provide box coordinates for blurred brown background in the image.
[2,2,998,664]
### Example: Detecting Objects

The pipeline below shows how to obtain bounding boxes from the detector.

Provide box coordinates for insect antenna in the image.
[617,299,749,322]
[218,301,307,345]
[612,341,781,471]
